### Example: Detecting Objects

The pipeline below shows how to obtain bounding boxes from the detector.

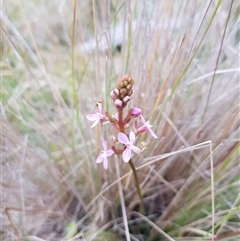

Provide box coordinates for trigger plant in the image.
[86,75,157,211]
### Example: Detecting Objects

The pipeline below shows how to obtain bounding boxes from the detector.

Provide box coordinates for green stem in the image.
[71,0,78,148]
[129,159,144,212]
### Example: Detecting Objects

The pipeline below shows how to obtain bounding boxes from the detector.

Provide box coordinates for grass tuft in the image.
[1,0,239,240]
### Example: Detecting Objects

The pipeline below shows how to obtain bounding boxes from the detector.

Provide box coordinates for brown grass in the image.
[1,0,239,240]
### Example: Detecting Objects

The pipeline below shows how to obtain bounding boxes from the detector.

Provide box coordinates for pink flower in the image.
[117,131,141,162]
[86,102,108,128]
[136,115,158,139]
[96,139,114,170]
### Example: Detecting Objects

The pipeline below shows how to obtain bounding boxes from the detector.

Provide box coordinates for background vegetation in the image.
[1,0,239,240]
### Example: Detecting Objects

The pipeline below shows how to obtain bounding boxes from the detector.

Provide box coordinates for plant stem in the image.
[129,159,144,212]
[118,109,125,133]
[71,0,79,148]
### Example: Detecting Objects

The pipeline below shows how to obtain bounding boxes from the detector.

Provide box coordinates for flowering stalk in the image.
[128,159,143,208]
[87,74,158,212]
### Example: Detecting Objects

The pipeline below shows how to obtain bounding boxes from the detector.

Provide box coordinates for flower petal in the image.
[148,128,158,139]
[122,148,131,162]
[129,131,136,144]
[96,154,104,163]
[118,132,129,144]
[86,114,98,121]
[145,121,153,129]
[101,139,107,151]
[140,115,146,124]
[103,157,108,170]
[106,149,114,156]
[129,144,141,154]
[90,120,100,128]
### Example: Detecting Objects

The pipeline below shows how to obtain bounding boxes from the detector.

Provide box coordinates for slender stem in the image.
[118,109,125,133]
[129,159,144,212]
[71,0,78,148]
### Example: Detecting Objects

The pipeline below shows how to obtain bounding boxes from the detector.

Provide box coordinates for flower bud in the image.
[130,107,141,117]
[126,84,132,90]
[114,88,119,96]
[123,96,130,103]
[114,99,123,108]
[120,88,127,96]
[128,89,133,96]
[117,80,124,89]
[110,90,117,100]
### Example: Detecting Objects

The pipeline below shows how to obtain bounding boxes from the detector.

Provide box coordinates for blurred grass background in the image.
[1,0,240,240]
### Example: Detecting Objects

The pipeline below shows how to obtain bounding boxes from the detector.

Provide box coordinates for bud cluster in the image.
[110,75,134,109]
